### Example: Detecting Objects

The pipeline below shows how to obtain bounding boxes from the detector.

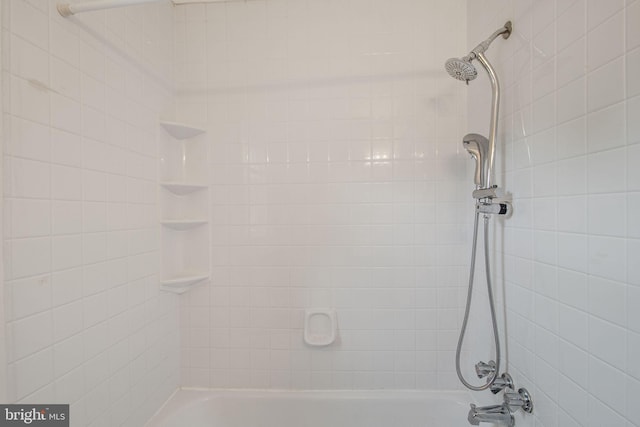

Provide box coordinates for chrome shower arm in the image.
[469,22,512,58]
[474,51,500,189]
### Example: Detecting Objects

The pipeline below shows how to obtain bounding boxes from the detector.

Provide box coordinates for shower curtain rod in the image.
[57,0,247,17]
[57,0,164,17]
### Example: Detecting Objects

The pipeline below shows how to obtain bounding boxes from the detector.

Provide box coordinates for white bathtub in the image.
[145,389,473,427]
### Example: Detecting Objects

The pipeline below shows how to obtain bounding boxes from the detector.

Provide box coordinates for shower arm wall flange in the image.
[502,21,513,39]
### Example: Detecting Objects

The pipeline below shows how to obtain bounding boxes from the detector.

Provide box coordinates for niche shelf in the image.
[160,273,209,294]
[161,182,208,195]
[159,119,210,294]
[161,219,208,230]
[160,121,206,139]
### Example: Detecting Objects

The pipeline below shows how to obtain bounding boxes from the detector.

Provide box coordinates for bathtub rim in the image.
[144,387,476,427]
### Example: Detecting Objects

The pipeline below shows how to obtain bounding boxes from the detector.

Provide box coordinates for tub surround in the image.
[2,1,638,427]
[2,1,178,425]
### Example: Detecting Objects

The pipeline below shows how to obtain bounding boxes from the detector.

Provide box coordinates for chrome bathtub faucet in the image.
[467,388,533,427]
[468,403,514,427]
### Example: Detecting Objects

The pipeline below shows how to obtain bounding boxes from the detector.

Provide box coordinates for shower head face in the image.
[445,57,478,83]
[463,133,490,187]
[445,21,512,84]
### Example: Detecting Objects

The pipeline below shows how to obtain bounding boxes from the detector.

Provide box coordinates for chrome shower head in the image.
[445,57,478,83]
[444,21,512,84]
[463,133,490,187]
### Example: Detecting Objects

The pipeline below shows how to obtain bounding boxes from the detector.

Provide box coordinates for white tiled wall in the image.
[2,1,179,425]
[468,0,640,425]
[174,0,473,390]
[9,0,637,423]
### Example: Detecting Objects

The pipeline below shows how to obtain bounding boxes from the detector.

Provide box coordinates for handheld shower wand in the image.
[463,133,490,188]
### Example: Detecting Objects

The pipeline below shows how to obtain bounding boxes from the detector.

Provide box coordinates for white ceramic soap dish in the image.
[304,309,337,346]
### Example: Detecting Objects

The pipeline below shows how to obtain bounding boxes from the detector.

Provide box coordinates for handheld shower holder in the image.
[476,200,511,216]
[473,186,512,217]
[472,186,499,200]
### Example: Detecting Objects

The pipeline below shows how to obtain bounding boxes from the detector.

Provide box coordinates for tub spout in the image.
[467,403,514,427]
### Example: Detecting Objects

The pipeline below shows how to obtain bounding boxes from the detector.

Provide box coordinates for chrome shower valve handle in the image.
[490,373,514,394]
[504,388,534,413]
[475,360,497,379]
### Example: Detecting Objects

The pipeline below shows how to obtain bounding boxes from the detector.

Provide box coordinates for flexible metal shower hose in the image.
[455,212,502,391]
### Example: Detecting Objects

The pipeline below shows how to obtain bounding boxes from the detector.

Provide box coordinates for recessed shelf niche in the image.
[159,120,210,294]
[161,219,208,230]
[161,182,208,195]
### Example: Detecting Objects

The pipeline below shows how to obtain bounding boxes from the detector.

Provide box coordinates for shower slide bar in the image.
[57,0,163,17]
